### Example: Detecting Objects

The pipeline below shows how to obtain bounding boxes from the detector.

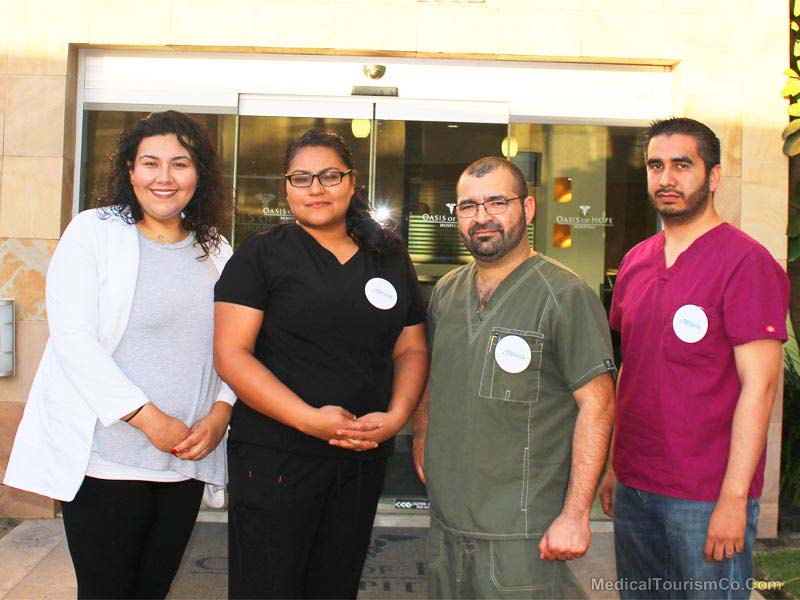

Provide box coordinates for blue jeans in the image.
[613,481,759,600]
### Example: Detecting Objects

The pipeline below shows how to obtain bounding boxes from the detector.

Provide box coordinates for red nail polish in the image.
[171,448,178,455]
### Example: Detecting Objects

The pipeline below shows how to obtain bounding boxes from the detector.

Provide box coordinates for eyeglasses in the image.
[455,196,522,218]
[285,169,352,188]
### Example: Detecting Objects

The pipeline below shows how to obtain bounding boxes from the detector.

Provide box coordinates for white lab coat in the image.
[3,208,235,501]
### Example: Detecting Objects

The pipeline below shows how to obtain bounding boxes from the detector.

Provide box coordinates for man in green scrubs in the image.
[413,157,616,598]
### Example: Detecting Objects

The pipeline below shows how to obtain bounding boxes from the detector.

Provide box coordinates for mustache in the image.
[655,188,685,198]
[468,222,503,236]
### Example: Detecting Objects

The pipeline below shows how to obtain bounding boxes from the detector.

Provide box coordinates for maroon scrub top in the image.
[610,223,789,501]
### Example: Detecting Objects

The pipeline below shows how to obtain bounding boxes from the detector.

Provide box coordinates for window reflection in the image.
[509,123,655,298]
[374,120,510,284]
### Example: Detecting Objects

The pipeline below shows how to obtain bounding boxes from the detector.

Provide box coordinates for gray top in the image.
[89,232,227,485]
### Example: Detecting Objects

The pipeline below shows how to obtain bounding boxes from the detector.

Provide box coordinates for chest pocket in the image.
[478,328,543,402]
[663,303,722,366]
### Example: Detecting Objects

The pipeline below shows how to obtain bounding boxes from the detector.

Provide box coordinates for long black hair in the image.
[283,128,403,256]
[95,110,231,257]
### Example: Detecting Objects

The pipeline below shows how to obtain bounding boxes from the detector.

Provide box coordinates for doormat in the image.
[170,523,587,599]
[167,523,428,599]
[359,527,428,599]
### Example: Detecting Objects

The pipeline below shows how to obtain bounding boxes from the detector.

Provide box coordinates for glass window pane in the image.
[374,120,511,286]
[509,123,655,296]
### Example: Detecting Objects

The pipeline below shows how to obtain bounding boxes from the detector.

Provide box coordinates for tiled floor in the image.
[0,517,629,600]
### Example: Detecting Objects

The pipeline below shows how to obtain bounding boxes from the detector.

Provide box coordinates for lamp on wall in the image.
[501,135,519,158]
[553,224,572,249]
[351,119,371,138]
[0,299,15,377]
[554,177,573,203]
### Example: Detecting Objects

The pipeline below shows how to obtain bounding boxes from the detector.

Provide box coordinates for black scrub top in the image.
[214,224,426,459]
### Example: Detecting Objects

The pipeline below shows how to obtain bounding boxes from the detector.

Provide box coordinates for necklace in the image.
[137,221,185,245]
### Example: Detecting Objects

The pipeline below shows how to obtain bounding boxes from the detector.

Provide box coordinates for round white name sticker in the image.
[494,335,532,374]
[672,304,708,344]
[364,278,397,310]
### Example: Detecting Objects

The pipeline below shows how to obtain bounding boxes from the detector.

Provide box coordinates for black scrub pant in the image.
[228,442,387,599]
[61,476,204,599]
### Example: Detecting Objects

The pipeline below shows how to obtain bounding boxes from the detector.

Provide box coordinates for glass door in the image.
[370,100,509,505]
[232,94,510,508]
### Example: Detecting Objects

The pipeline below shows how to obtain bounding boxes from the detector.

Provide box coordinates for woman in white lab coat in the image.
[4,110,234,600]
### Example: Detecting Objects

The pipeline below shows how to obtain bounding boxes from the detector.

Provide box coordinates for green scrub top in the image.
[425,254,615,539]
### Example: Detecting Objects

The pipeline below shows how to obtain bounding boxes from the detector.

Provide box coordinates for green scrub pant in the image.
[427,517,566,599]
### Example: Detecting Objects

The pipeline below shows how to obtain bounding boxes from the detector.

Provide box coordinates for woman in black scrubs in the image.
[214,128,429,599]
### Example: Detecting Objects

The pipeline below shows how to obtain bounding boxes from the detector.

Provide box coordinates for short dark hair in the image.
[283,128,403,256]
[459,157,529,201]
[96,110,231,257]
[644,117,721,174]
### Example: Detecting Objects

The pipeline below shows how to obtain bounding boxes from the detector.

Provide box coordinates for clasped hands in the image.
[307,405,403,452]
[125,402,231,461]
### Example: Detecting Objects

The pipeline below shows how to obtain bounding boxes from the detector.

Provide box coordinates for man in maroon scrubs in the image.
[599,117,790,599]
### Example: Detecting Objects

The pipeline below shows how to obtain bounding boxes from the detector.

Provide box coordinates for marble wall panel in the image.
[771,367,784,424]
[0,0,8,75]
[88,0,171,46]
[63,77,77,162]
[251,1,336,50]
[0,75,6,157]
[497,8,581,57]
[714,176,741,228]
[417,3,501,55]
[485,0,580,7]
[0,157,63,239]
[60,157,75,234]
[581,0,664,11]
[684,94,742,178]
[333,1,419,52]
[6,0,88,76]
[741,97,789,186]
[171,0,256,48]
[740,181,788,261]
[4,75,66,158]
[741,15,787,100]
[676,57,742,106]
[579,10,677,61]
[0,238,56,321]
[758,421,783,539]
[749,0,788,18]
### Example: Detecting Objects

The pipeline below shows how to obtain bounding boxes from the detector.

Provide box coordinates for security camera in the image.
[363,64,387,80]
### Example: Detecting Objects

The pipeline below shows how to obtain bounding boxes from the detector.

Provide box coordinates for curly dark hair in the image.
[95,110,231,257]
[283,128,403,257]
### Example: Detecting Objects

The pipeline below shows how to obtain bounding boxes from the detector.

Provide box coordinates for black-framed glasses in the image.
[285,169,352,188]
[455,196,522,218]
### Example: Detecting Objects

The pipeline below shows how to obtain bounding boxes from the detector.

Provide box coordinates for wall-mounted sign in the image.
[555,205,614,230]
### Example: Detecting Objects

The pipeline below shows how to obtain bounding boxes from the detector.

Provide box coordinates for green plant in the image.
[781,1,800,512]
[755,549,800,598]
[782,2,800,263]
[782,353,800,507]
